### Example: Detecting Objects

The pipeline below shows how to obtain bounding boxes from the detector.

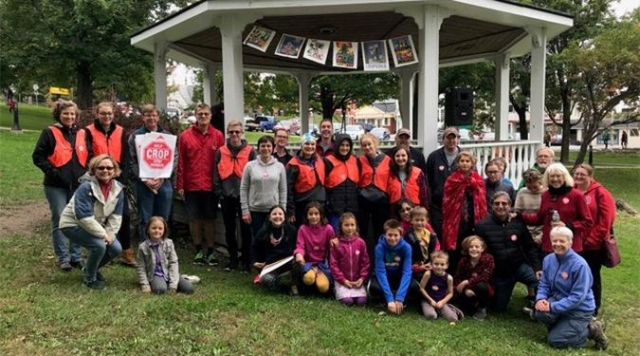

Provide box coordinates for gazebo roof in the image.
[131,0,573,71]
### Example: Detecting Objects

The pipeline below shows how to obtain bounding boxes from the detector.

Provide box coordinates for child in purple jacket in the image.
[329,212,370,306]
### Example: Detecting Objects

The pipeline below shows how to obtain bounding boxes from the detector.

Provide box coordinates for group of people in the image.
[33,100,615,350]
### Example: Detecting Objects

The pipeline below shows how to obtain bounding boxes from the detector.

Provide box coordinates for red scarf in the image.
[441,170,488,251]
[99,180,112,201]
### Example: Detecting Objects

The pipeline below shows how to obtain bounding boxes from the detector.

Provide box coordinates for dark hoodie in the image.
[251,220,297,264]
[373,235,413,303]
[214,139,256,198]
[324,134,361,216]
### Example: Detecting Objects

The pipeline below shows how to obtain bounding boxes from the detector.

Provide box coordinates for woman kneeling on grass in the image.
[136,216,194,295]
[530,227,608,350]
[59,154,124,290]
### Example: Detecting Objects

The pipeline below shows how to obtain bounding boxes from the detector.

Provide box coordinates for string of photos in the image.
[243,25,419,71]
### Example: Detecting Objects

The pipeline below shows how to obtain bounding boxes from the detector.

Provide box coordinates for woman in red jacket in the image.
[521,163,593,254]
[573,163,615,316]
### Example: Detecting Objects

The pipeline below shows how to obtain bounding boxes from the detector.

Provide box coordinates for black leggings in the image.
[455,282,492,314]
[580,250,603,315]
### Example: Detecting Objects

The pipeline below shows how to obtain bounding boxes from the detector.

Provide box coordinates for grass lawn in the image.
[0,132,638,355]
[0,104,54,131]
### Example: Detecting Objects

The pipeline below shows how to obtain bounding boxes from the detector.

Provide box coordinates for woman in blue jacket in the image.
[531,226,608,350]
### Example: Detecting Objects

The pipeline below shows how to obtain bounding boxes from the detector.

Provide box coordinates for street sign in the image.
[143,139,173,169]
[33,84,39,91]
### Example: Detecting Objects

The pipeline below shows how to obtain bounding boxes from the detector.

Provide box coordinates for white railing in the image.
[461,140,542,188]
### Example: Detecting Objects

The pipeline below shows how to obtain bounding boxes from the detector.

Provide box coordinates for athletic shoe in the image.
[70,260,85,269]
[473,308,487,321]
[84,280,105,290]
[207,253,220,266]
[182,275,201,284]
[240,263,251,274]
[82,268,106,282]
[193,251,206,265]
[588,319,608,350]
[522,307,535,321]
[224,261,238,272]
[60,261,73,272]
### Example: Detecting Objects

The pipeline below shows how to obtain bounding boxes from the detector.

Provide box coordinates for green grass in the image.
[0,131,639,355]
[568,151,640,167]
[0,103,54,131]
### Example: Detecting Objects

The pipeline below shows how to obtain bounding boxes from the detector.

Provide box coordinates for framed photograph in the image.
[361,40,389,71]
[243,25,276,52]
[332,41,358,69]
[388,35,419,67]
[303,39,331,65]
[274,34,306,59]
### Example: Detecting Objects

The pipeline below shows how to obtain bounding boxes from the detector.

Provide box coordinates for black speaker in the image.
[445,88,474,127]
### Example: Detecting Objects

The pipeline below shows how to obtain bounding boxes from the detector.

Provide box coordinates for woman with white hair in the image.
[531,227,608,350]
[521,163,592,254]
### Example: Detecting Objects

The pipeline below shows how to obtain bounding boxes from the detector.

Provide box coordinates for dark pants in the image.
[136,180,173,240]
[456,282,492,314]
[492,263,538,312]
[580,249,603,315]
[118,193,132,250]
[368,273,420,304]
[428,206,444,244]
[358,199,390,252]
[250,211,269,241]
[221,196,252,265]
[534,309,592,349]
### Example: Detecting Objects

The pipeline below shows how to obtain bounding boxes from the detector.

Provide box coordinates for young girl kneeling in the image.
[136,217,194,294]
[329,213,370,306]
[294,202,334,295]
[419,251,460,321]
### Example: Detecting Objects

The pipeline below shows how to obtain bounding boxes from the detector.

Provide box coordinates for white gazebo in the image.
[131,0,572,186]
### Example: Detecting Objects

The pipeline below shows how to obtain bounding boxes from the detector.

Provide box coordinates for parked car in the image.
[360,122,375,133]
[245,115,273,132]
[370,127,391,141]
[278,119,301,135]
[259,116,278,132]
[345,124,365,141]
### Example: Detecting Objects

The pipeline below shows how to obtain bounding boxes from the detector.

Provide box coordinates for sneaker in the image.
[207,253,220,266]
[588,319,608,350]
[473,308,487,321]
[70,260,85,269]
[84,280,105,290]
[182,274,201,284]
[60,261,73,272]
[240,263,251,274]
[290,285,300,297]
[193,251,206,265]
[522,307,535,321]
[96,271,107,282]
[224,261,238,272]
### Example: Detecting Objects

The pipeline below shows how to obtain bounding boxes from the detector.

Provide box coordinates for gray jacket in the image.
[136,238,180,290]
[240,156,287,214]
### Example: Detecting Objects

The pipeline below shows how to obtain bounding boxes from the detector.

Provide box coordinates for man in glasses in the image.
[272,126,292,165]
[214,120,256,272]
[85,102,136,267]
[474,191,541,314]
[176,104,225,266]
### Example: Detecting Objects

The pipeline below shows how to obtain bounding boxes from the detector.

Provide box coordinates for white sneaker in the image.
[182,274,201,284]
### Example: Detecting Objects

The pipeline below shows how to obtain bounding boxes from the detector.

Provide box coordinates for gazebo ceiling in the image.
[174,12,526,72]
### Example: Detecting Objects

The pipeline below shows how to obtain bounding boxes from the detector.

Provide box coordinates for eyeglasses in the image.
[493,202,509,206]
[96,166,114,171]
[196,112,211,116]
[227,130,241,135]
[276,135,288,139]
[573,172,589,177]
[99,112,114,116]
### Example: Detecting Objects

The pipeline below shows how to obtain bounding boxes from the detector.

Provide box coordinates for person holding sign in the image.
[176,103,224,266]
[128,104,177,240]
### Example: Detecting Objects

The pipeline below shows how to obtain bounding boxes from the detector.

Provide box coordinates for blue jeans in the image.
[44,186,82,263]
[492,263,539,312]
[534,308,592,348]
[136,179,173,239]
[61,226,122,283]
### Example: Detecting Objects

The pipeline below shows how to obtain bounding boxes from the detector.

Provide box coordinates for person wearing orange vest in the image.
[85,101,136,267]
[286,133,326,226]
[32,100,90,272]
[324,134,360,232]
[387,146,428,211]
[358,133,392,248]
[176,103,225,266]
[214,120,256,272]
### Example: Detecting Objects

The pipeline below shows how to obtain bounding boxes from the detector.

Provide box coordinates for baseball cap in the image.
[397,128,411,137]
[443,127,459,138]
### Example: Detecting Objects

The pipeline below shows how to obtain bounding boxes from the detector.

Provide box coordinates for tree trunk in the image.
[560,96,572,164]
[509,94,528,140]
[76,61,93,110]
[574,140,589,167]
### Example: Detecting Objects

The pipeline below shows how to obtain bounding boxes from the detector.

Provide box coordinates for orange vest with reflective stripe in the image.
[358,154,390,191]
[86,124,124,162]
[325,155,359,189]
[48,126,88,167]
[218,145,252,180]
[288,156,325,193]
[388,167,422,205]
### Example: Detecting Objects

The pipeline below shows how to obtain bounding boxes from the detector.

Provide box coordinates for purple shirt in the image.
[151,242,166,280]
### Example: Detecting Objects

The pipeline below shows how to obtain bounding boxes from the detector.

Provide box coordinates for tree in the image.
[567,10,640,165]
[0,0,191,109]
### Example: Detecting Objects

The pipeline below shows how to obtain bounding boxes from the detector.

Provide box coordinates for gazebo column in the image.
[494,52,510,141]
[399,69,415,133]
[414,5,448,153]
[203,63,220,106]
[295,72,312,134]
[154,42,169,111]
[218,16,249,129]
[529,28,547,142]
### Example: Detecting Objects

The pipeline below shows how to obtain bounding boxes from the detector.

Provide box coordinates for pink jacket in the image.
[294,223,334,263]
[329,235,370,285]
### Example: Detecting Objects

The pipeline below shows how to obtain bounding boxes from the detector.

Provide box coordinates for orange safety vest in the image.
[358,154,390,191]
[218,145,252,180]
[388,167,422,205]
[287,156,325,193]
[86,124,124,163]
[47,126,88,167]
[325,155,359,189]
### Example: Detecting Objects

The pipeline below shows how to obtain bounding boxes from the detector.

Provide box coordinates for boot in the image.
[120,248,137,267]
